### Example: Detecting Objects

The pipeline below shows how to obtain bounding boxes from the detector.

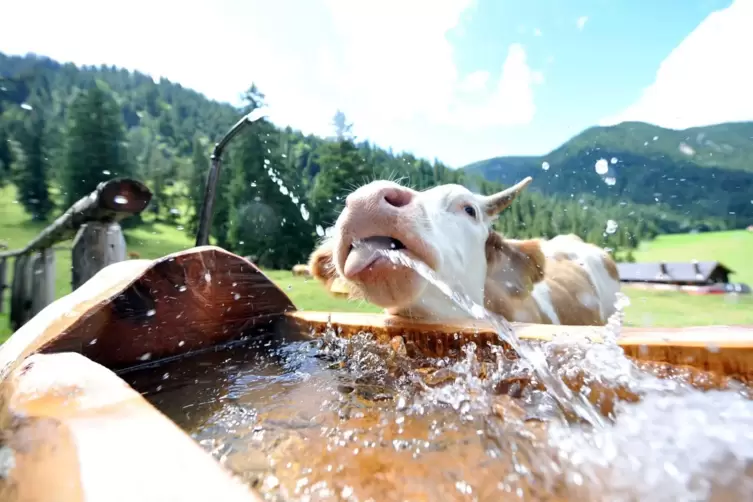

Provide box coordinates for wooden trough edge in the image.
[287,311,753,384]
[0,351,260,502]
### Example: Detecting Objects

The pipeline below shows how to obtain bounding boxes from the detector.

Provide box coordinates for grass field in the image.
[2,184,752,342]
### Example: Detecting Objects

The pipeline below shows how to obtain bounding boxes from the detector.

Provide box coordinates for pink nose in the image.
[345,184,415,211]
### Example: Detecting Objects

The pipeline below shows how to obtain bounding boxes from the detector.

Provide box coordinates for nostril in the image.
[382,188,413,208]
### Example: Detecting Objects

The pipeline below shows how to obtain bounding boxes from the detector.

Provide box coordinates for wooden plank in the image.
[30,248,56,318]
[71,222,127,291]
[0,178,152,260]
[0,352,259,502]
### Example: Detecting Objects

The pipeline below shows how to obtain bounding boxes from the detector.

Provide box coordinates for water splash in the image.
[377,248,608,429]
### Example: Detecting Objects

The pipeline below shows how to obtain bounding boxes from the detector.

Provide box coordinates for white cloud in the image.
[534,28,543,37]
[576,16,589,30]
[600,0,753,129]
[0,0,543,166]
[446,43,542,129]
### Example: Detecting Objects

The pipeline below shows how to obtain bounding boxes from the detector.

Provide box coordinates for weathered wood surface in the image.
[0,179,151,260]
[0,246,296,379]
[71,221,127,290]
[29,248,55,319]
[0,352,259,502]
[287,311,753,384]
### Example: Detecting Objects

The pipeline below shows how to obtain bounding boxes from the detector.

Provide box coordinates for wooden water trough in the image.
[1,245,752,501]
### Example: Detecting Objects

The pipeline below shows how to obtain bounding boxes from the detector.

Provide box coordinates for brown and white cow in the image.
[307,177,621,326]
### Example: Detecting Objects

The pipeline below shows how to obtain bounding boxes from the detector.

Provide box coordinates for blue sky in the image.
[1,0,751,167]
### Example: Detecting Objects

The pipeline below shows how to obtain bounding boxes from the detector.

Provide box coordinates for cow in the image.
[307,177,621,326]
[292,264,312,277]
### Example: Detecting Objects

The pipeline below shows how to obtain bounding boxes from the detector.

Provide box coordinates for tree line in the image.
[0,52,681,269]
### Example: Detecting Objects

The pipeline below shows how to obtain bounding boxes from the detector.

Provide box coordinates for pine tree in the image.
[187,134,208,235]
[61,85,134,208]
[16,110,53,221]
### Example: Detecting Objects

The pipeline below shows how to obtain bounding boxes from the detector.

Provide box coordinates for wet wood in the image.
[286,311,753,384]
[0,246,296,379]
[0,178,152,260]
[0,352,259,502]
[71,221,127,290]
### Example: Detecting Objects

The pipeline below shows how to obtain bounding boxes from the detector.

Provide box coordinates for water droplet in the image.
[113,195,128,204]
[178,341,185,347]
[146,309,156,316]
[233,293,240,300]
[178,285,187,292]
[102,169,111,175]
[541,161,550,171]
[610,157,618,164]
[604,176,617,186]
[162,372,170,380]
[89,338,97,345]
[139,352,152,361]
[594,159,609,175]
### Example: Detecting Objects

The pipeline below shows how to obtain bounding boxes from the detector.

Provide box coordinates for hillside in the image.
[464,121,753,230]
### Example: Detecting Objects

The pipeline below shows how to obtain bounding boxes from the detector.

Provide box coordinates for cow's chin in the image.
[348,257,428,312]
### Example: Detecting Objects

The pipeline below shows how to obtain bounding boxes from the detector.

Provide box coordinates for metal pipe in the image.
[195,109,267,247]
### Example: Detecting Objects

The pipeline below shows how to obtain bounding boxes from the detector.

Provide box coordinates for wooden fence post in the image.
[30,248,56,318]
[71,222,127,291]
[2,178,152,332]
[0,258,6,314]
[10,255,28,331]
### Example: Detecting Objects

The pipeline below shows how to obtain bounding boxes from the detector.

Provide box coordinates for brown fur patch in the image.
[485,233,546,298]
[602,254,620,281]
[308,240,338,290]
[543,259,603,326]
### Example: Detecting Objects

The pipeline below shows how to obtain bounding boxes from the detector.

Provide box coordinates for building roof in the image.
[617,261,734,284]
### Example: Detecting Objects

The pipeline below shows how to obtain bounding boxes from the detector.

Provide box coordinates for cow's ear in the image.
[308,238,338,289]
[485,232,546,296]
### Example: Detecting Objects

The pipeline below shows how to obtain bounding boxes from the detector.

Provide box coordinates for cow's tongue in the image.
[344,237,396,278]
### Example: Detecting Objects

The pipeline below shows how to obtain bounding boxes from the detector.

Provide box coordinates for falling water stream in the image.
[378,248,608,429]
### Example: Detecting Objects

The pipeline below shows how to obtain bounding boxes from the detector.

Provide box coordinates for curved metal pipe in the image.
[195,109,267,247]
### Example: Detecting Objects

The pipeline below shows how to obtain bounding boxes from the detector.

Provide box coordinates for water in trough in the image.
[122,252,753,501]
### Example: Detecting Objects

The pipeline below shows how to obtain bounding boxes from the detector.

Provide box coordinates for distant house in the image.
[617,260,733,286]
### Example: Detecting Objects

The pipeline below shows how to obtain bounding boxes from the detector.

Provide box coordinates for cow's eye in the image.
[463,205,477,219]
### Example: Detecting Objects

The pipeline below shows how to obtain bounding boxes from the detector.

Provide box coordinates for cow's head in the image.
[308,177,545,321]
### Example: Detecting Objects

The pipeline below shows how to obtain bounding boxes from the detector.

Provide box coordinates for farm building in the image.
[617,260,750,295]
[617,261,732,286]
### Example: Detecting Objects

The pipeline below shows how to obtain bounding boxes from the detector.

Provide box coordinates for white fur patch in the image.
[531,282,561,325]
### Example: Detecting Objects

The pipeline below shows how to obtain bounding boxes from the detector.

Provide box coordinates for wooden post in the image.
[71,222,127,291]
[10,254,36,330]
[30,248,56,318]
[0,257,6,314]
[10,255,28,331]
